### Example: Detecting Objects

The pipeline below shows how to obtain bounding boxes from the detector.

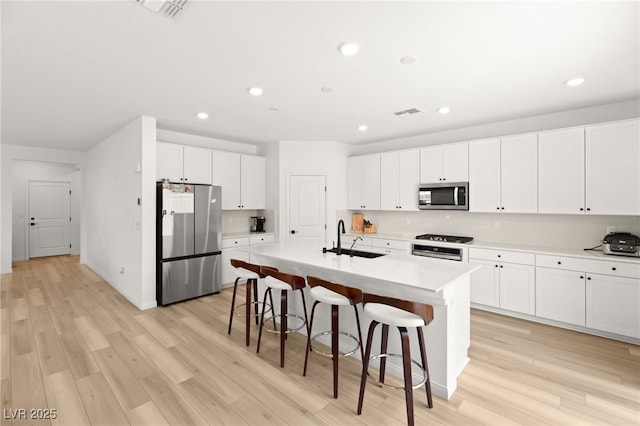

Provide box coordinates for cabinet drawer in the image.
[371,238,408,251]
[250,234,275,245]
[222,237,250,249]
[536,254,640,279]
[469,248,534,265]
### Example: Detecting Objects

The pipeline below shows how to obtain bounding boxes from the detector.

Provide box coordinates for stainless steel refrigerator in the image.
[156,182,222,306]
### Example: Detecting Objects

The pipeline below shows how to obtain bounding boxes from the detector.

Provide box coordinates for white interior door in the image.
[289,175,326,249]
[29,181,71,258]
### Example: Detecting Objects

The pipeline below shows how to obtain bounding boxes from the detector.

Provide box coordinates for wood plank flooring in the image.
[1,255,638,425]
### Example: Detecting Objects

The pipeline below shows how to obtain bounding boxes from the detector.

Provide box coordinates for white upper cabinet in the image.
[348,154,381,210]
[420,142,468,183]
[469,134,537,213]
[585,119,640,215]
[380,150,419,210]
[213,151,265,210]
[538,127,585,214]
[156,142,212,184]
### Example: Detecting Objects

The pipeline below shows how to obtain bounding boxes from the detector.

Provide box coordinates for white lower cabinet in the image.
[535,267,585,326]
[220,234,275,286]
[586,274,640,338]
[469,248,535,315]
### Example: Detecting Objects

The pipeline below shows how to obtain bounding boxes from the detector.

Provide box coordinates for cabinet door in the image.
[469,138,501,212]
[586,274,640,338]
[442,142,468,182]
[538,128,585,214]
[363,154,381,210]
[499,263,535,315]
[348,156,365,210]
[240,155,266,210]
[213,151,241,210]
[156,142,183,182]
[398,150,419,210]
[183,146,212,184]
[586,120,640,215]
[501,133,537,213]
[380,152,400,210]
[419,146,442,184]
[470,259,500,307]
[535,267,585,326]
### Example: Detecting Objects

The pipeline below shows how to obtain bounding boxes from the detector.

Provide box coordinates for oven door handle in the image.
[454,186,459,206]
[412,250,462,261]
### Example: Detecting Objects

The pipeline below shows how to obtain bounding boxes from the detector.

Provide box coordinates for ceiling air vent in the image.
[136,0,188,18]
[394,107,423,117]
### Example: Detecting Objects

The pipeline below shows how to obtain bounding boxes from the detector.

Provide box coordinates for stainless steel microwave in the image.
[418,182,469,210]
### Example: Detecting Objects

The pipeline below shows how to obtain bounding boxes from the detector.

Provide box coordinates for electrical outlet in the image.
[119,267,125,275]
[493,221,500,230]
[606,226,616,234]
[405,217,411,225]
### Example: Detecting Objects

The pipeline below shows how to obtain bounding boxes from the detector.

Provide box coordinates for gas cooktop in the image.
[415,233,474,244]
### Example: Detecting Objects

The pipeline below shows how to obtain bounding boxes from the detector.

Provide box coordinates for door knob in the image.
[30,222,38,226]
[290,230,296,234]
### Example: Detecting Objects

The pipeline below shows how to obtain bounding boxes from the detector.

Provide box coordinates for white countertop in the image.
[222,231,274,239]
[250,242,479,293]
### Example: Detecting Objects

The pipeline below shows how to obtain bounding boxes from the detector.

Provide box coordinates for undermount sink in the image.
[326,247,386,259]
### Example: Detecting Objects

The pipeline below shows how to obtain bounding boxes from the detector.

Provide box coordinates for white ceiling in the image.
[2,1,639,151]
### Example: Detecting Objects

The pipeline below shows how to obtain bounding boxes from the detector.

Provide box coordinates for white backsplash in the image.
[222,209,275,234]
[338,210,640,250]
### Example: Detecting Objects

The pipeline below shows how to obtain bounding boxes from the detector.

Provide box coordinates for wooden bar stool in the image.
[303,276,364,398]
[256,267,310,368]
[227,259,275,346]
[357,293,434,426]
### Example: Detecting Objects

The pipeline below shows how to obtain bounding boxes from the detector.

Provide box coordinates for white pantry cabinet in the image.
[585,119,640,216]
[348,154,381,210]
[156,142,212,184]
[420,142,468,184]
[212,151,266,210]
[380,150,419,210]
[469,248,535,315]
[468,134,537,213]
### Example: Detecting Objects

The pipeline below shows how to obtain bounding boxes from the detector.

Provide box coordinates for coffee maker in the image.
[250,216,266,233]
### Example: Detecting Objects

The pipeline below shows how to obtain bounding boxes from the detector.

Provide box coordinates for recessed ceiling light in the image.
[565,77,585,87]
[437,106,451,115]
[196,112,208,120]
[320,86,334,93]
[400,56,418,65]
[338,42,359,56]
[248,86,264,96]
[268,106,280,111]
[357,124,368,132]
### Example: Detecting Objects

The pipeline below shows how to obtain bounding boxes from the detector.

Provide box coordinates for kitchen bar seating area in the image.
[3,254,639,425]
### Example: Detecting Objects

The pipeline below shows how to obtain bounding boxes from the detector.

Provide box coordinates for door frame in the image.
[27,179,73,259]
[287,174,327,246]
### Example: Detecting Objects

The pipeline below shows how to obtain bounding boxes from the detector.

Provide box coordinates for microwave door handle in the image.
[454,187,459,206]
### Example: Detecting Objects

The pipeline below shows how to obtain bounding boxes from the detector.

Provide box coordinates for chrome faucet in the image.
[349,236,363,257]
[337,219,346,255]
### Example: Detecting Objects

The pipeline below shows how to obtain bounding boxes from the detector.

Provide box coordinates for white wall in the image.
[350,99,640,155]
[11,161,81,261]
[83,116,156,309]
[276,141,349,245]
[1,145,84,273]
[157,129,259,155]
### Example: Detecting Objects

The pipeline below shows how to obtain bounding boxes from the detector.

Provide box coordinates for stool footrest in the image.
[310,331,360,358]
[365,353,427,390]
[262,313,306,334]
[234,302,271,318]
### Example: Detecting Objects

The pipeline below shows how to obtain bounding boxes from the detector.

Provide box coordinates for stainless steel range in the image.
[412,234,473,261]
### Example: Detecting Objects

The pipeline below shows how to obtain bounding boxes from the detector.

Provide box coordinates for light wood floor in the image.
[1,255,639,425]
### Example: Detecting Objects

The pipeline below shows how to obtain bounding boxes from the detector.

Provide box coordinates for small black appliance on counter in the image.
[250,216,266,233]
[602,232,640,257]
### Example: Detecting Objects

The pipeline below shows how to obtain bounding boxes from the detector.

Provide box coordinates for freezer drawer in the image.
[159,254,221,305]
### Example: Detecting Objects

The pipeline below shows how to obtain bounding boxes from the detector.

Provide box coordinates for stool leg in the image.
[280,290,288,367]
[256,287,270,354]
[331,304,339,398]
[268,288,277,332]
[228,277,241,335]
[353,305,364,360]
[300,290,310,337]
[357,320,379,415]
[399,326,415,426]
[416,327,433,408]
[303,301,320,377]
[253,279,260,325]
[379,324,390,383]
[245,278,253,346]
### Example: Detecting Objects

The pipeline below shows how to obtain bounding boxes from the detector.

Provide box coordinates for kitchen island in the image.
[249,242,480,400]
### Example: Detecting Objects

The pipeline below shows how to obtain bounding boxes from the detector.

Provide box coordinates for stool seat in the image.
[234,267,260,280]
[310,286,351,306]
[264,275,294,291]
[364,303,426,328]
